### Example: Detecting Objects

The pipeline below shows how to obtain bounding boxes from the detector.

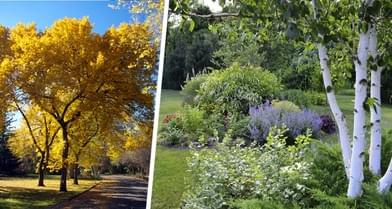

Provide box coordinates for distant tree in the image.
[8,106,60,186]
[163,25,219,89]
[0,114,18,175]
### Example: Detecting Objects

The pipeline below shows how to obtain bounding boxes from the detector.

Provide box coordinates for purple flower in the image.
[320,115,336,134]
[248,103,324,143]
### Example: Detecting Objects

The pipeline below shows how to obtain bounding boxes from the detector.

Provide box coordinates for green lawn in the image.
[151,89,392,209]
[152,90,189,209]
[151,147,190,209]
[0,175,99,209]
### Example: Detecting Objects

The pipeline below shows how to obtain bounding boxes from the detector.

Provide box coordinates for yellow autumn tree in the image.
[111,0,164,42]
[68,111,111,185]
[0,26,12,129]
[124,121,153,150]
[8,105,61,186]
[2,17,156,192]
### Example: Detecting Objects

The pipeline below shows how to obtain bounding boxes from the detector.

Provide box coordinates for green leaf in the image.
[365,97,379,114]
[189,19,195,32]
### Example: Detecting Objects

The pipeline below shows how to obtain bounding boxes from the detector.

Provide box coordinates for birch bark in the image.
[347,30,370,198]
[311,0,352,179]
[368,24,382,176]
[379,158,392,193]
[317,44,352,178]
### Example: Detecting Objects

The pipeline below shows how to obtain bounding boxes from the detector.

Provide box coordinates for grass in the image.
[152,89,190,209]
[151,147,190,209]
[0,175,99,209]
[152,89,392,209]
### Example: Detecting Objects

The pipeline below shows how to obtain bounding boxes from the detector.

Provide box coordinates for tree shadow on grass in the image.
[0,186,79,209]
[51,176,148,209]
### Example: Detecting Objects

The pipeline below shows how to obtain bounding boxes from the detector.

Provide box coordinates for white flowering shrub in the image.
[182,127,312,209]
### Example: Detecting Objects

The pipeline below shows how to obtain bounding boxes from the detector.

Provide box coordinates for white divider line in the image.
[146,0,170,208]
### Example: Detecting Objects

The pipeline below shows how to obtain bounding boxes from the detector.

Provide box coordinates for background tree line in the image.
[162,1,392,104]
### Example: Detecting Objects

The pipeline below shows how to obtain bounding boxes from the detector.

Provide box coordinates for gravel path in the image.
[50,175,147,209]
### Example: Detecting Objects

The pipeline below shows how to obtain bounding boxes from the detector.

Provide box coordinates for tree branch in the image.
[186,11,240,18]
[61,92,83,121]
[48,126,61,147]
[13,99,44,154]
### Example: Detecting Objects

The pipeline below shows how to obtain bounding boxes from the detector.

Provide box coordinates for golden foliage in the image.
[1,17,156,177]
[8,105,61,172]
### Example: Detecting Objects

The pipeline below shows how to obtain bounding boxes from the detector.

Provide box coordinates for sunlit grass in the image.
[152,146,189,209]
[0,175,99,209]
[152,90,190,209]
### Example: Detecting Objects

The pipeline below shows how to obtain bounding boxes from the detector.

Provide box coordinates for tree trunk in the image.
[378,158,392,194]
[37,154,45,187]
[60,126,69,192]
[317,44,352,178]
[91,166,95,178]
[73,162,79,185]
[347,30,370,198]
[69,164,75,179]
[368,24,382,176]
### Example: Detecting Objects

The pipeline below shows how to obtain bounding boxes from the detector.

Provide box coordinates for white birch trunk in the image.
[378,158,392,193]
[311,0,352,179]
[368,24,382,176]
[317,44,352,178]
[347,31,370,198]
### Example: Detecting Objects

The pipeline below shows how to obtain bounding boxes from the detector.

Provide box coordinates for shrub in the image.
[381,69,392,104]
[181,128,312,209]
[303,135,392,209]
[181,73,208,105]
[319,115,336,134]
[160,106,218,146]
[248,104,323,144]
[307,142,348,197]
[195,64,282,116]
[181,130,392,209]
[159,116,185,146]
[229,199,300,209]
[281,50,324,92]
[272,100,301,112]
[381,130,392,174]
[180,106,205,135]
[162,113,178,124]
[278,89,326,107]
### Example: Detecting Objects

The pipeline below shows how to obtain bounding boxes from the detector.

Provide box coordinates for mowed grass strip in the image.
[152,146,190,209]
[152,90,190,209]
[0,175,99,209]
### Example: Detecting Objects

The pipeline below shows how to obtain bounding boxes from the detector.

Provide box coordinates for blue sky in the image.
[0,0,146,34]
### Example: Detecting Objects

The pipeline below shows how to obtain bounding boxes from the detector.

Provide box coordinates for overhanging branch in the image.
[187,11,240,18]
